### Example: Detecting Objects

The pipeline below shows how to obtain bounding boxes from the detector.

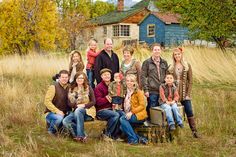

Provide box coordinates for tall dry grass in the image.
[1,47,235,83]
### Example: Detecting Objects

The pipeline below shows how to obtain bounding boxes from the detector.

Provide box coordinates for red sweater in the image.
[86,49,100,69]
[94,81,112,112]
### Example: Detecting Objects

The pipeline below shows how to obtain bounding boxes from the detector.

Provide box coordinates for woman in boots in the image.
[168,47,199,138]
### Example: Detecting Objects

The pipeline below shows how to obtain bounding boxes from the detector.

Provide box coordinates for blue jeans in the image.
[112,96,124,105]
[181,100,194,117]
[160,103,183,126]
[86,69,95,89]
[120,114,145,144]
[147,93,159,120]
[46,112,64,134]
[96,109,121,138]
[63,108,86,138]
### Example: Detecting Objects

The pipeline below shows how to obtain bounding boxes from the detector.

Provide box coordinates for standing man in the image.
[141,43,168,120]
[94,38,119,84]
[44,70,71,135]
[94,68,121,141]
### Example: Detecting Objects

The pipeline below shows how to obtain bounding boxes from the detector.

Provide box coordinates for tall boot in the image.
[187,117,199,138]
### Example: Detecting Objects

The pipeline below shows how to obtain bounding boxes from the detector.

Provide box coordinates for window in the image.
[147,24,155,37]
[113,25,130,37]
[103,26,107,36]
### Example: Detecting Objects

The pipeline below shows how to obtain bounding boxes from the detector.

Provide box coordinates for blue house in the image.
[139,12,189,46]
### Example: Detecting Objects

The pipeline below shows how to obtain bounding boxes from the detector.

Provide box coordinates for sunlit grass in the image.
[0,47,236,156]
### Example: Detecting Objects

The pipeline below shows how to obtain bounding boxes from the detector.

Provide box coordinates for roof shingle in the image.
[152,12,181,24]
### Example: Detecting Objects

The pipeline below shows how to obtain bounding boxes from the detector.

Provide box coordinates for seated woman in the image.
[119,74,148,145]
[63,72,95,142]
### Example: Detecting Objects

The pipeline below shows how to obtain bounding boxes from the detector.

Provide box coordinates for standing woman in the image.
[63,72,95,142]
[69,50,85,83]
[119,74,148,145]
[168,47,199,138]
[120,46,142,88]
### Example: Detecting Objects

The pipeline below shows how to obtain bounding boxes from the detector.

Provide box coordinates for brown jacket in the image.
[168,63,192,101]
[130,89,147,120]
[108,81,126,98]
[141,57,168,94]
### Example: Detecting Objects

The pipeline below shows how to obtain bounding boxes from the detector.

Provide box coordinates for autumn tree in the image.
[157,0,236,50]
[0,0,59,55]
[90,1,115,18]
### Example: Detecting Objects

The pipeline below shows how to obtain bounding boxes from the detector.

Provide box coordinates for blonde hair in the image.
[86,38,98,52]
[126,74,138,90]
[168,47,189,73]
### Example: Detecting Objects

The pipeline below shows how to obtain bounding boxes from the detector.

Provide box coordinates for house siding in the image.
[139,14,165,45]
[139,14,189,46]
[165,24,188,46]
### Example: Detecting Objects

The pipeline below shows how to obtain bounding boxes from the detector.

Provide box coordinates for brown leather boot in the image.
[187,117,199,138]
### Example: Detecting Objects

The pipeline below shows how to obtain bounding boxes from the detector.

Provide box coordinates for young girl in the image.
[86,39,100,88]
[108,72,126,110]
[69,50,84,83]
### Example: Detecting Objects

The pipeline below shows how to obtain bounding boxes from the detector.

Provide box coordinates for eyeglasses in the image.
[76,77,84,80]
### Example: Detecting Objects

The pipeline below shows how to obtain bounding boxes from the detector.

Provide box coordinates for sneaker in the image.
[139,137,148,145]
[143,120,150,127]
[169,124,176,131]
[101,134,114,142]
[115,137,125,142]
[178,123,184,128]
[81,136,88,143]
[73,136,88,143]
[128,142,139,145]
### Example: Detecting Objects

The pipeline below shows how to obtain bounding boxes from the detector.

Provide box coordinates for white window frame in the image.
[103,26,107,36]
[113,24,130,37]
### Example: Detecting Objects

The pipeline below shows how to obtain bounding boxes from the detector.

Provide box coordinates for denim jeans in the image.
[112,96,124,105]
[160,103,183,126]
[181,100,194,117]
[86,69,95,89]
[146,93,159,120]
[96,109,121,138]
[63,108,86,138]
[120,114,145,144]
[46,112,64,134]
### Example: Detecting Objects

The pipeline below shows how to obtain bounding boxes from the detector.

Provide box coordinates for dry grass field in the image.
[0,47,235,157]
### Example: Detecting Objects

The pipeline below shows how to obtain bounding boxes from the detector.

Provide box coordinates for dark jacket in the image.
[94,81,112,112]
[45,82,71,114]
[94,50,119,84]
[141,57,168,94]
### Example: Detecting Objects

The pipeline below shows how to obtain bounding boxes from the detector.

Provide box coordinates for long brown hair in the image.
[168,47,189,73]
[70,72,89,91]
[69,50,84,74]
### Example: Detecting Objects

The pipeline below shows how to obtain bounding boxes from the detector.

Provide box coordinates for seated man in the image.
[44,70,71,135]
[159,73,184,131]
[94,68,122,141]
